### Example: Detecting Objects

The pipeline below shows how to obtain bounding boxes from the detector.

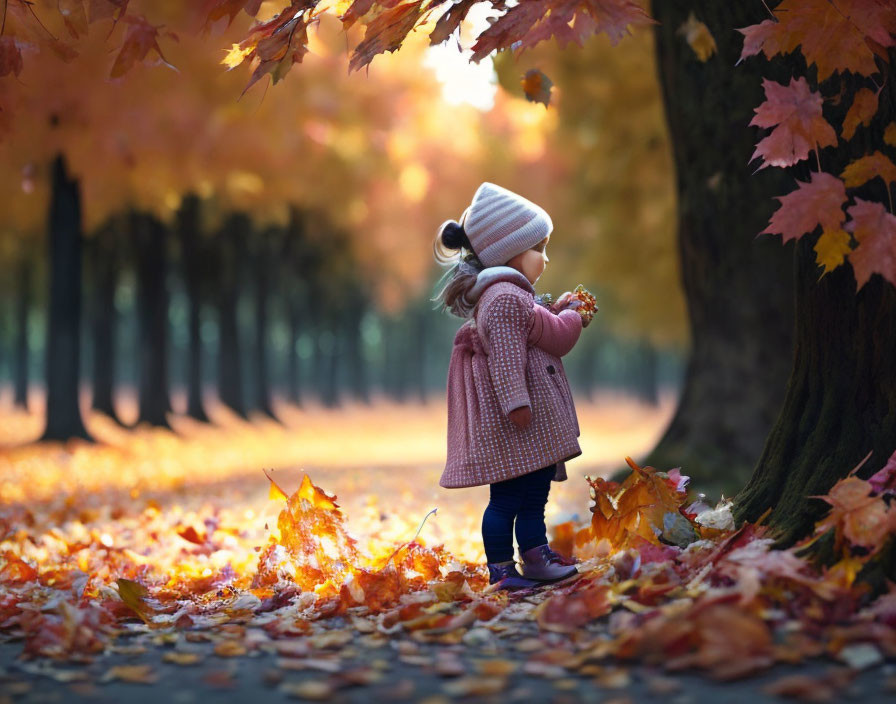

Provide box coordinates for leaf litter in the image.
[1,451,896,700]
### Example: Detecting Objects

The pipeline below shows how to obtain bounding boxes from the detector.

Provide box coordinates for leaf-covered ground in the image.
[2,395,895,702]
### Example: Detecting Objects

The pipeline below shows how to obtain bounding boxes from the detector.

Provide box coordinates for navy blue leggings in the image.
[481,464,556,563]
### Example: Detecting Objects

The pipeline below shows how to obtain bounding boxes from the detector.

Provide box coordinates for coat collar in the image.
[467,266,534,303]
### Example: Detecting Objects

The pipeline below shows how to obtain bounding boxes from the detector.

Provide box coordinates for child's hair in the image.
[431,219,485,319]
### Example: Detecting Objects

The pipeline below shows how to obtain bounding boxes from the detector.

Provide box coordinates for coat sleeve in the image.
[483,293,531,416]
[527,305,583,357]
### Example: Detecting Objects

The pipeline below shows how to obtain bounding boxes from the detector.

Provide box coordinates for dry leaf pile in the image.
[2,445,896,698]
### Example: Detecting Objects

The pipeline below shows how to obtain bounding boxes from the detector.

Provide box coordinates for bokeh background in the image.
[0,3,685,561]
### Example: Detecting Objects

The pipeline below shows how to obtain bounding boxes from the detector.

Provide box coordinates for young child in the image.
[433,182,590,590]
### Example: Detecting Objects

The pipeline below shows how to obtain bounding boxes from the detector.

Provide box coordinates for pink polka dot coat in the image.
[440,271,584,489]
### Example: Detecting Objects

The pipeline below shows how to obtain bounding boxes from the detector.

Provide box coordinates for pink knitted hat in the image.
[460,182,553,268]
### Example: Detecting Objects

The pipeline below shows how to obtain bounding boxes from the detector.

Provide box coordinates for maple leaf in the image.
[737,0,896,80]
[761,172,847,243]
[429,0,476,46]
[841,87,880,140]
[470,0,654,63]
[58,0,89,39]
[202,0,263,28]
[749,77,837,170]
[109,14,178,79]
[845,198,896,289]
[339,0,376,30]
[0,37,24,77]
[535,582,612,632]
[87,0,129,24]
[814,228,852,275]
[677,11,716,62]
[886,122,896,147]
[348,1,426,72]
[841,151,896,189]
[867,451,896,494]
[238,7,313,93]
[521,68,552,106]
[812,475,893,552]
[6,0,78,62]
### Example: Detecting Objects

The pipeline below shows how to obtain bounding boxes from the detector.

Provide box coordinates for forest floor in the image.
[1,393,895,702]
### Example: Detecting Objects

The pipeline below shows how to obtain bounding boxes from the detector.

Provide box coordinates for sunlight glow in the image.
[422,5,498,112]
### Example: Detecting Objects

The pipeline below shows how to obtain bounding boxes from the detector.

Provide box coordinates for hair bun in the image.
[440,220,467,250]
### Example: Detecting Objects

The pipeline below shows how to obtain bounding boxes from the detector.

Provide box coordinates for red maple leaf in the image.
[846,198,896,289]
[470,0,653,63]
[762,172,847,243]
[750,77,837,170]
[109,14,178,78]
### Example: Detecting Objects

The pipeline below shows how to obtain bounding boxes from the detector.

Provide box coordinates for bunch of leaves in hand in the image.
[572,283,598,326]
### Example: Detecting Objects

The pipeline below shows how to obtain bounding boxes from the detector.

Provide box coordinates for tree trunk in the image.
[176,194,210,423]
[633,339,659,407]
[132,211,172,428]
[13,252,31,411]
[42,155,91,442]
[286,298,303,405]
[734,65,896,547]
[89,219,122,423]
[343,309,369,403]
[251,227,277,419]
[216,214,248,419]
[644,0,795,496]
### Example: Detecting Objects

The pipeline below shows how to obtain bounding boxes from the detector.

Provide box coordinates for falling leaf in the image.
[749,77,837,170]
[867,451,896,494]
[58,0,89,38]
[0,37,24,78]
[677,12,716,62]
[813,229,852,275]
[521,68,552,107]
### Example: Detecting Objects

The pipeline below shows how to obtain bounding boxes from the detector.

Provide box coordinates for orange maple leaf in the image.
[761,172,847,243]
[841,87,880,141]
[841,151,896,189]
[749,77,837,170]
[738,0,896,80]
[846,198,896,289]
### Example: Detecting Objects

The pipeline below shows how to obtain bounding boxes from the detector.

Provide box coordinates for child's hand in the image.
[551,291,580,313]
[509,405,532,428]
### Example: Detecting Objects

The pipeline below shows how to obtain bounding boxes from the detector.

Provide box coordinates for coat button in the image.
[547,365,556,374]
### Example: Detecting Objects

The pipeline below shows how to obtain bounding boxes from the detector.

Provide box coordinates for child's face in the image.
[506,236,549,285]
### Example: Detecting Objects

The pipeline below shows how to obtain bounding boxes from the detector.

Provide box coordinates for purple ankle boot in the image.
[519,544,579,582]
[487,561,539,591]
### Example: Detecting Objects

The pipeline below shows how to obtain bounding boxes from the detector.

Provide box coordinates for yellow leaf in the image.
[841,87,879,141]
[813,229,852,275]
[885,122,896,147]
[263,468,288,501]
[222,42,254,69]
[677,12,717,62]
[841,151,896,189]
